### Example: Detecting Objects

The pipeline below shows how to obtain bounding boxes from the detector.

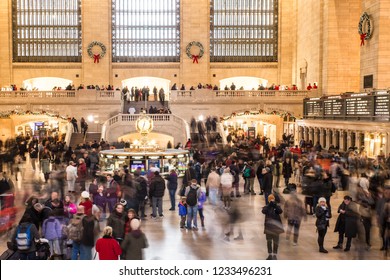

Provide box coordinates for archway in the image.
[22,77,73,91]
[219,109,293,147]
[0,111,68,142]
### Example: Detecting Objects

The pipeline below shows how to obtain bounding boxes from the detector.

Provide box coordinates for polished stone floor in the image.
[1,161,388,260]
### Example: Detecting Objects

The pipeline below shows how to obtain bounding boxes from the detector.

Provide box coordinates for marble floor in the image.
[1,162,388,260]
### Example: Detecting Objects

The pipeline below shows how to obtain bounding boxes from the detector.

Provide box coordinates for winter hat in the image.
[120,199,127,206]
[81,191,90,199]
[318,197,326,203]
[130,218,141,230]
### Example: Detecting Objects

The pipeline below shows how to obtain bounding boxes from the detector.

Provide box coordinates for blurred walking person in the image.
[284,186,307,246]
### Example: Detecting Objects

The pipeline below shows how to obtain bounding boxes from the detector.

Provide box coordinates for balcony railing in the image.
[170,89,318,101]
[0,88,317,105]
[0,89,122,103]
[101,113,189,143]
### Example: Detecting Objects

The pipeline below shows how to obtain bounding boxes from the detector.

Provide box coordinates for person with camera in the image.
[262,194,284,260]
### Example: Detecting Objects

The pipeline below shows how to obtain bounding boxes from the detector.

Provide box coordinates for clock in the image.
[136,115,153,133]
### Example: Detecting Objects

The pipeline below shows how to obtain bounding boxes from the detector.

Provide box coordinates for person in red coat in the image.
[95,226,122,260]
[77,158,88,192]
[80,191,93,215]
[307,83,312,90]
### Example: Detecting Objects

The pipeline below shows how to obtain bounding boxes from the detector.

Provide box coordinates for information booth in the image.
[99,149,190,176]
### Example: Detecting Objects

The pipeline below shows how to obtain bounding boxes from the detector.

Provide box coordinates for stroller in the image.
[36,238,51,260]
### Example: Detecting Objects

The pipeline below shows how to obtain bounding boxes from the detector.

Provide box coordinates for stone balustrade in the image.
[0,89,122,104]
[102,113,189,144]
[170,89,318,102]
[0,88,318,105]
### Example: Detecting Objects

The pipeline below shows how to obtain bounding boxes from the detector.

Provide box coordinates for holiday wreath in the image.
[358,12,372,46]
[87,41,107,63]
[186,41,204,63]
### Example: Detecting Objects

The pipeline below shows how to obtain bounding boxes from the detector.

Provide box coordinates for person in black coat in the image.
[315,197,331,253]
[333,195,359,251]
[262,167,273,205]
[148,171,166,218]
[262,194,284,260]
[166,169,178,211]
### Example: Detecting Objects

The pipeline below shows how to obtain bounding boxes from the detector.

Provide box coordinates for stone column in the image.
[313,128,319,145]
[326,128,332,149]
[364,132,371,157]
[298,126,303,142]
[332,129,338,148]
[339,130,345,151]
[374,133,381,156]
[355,131,361,150]
[346,130,352,150]
[308,127,313,143]
[319,128,326,149]
[304,127,309,141]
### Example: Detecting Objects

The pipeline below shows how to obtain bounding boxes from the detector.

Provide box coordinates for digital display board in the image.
[305,99,323,117]
[345,94,372,116]
[324,97,343,116]
[374,94,390,116]
[303,91,390,121]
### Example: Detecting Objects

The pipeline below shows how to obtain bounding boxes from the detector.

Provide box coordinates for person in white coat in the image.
[66,161,78,193]
[220,168,233,209]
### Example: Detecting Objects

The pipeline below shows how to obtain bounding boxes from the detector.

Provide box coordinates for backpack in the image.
[243,167,251,178]
[16,224,33,251]
[186,187,199,207]
[67,215,85,242]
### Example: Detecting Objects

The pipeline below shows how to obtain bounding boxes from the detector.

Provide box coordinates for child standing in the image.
[178,196,187,229]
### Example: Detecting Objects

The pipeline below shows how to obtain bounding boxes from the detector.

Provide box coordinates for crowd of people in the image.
[171,82,317,91]
[122,86,166,102]
[1,130,390,260]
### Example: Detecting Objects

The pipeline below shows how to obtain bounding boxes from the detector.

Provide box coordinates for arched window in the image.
[210,0,278,62]
[112,0,180,62]
[12,0,82,62]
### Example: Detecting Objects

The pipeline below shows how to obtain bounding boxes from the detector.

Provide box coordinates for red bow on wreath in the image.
[192,55,199,64]
[93,54,100,63]
[360,33,367,46]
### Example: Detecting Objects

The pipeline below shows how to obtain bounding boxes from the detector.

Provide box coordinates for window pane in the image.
[210,0,278,62]
[112,0,180,62]
[12,0,82,62]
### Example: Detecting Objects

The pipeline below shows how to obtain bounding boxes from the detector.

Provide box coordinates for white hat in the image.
[120,199,127,206]
[81,191,90,199]
[130,218,140,230]
[318,197,326,203]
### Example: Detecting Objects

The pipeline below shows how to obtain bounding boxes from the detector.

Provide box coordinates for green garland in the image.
[358,12,372,40]
[185,41,204,60]
[87,41,107,59]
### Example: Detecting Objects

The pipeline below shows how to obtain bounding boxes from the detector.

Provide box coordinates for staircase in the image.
[68,132,101,148]
[68,133,85,149]
[189,131,223,149]
[122,100,169,114]
[85,132,101,144]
